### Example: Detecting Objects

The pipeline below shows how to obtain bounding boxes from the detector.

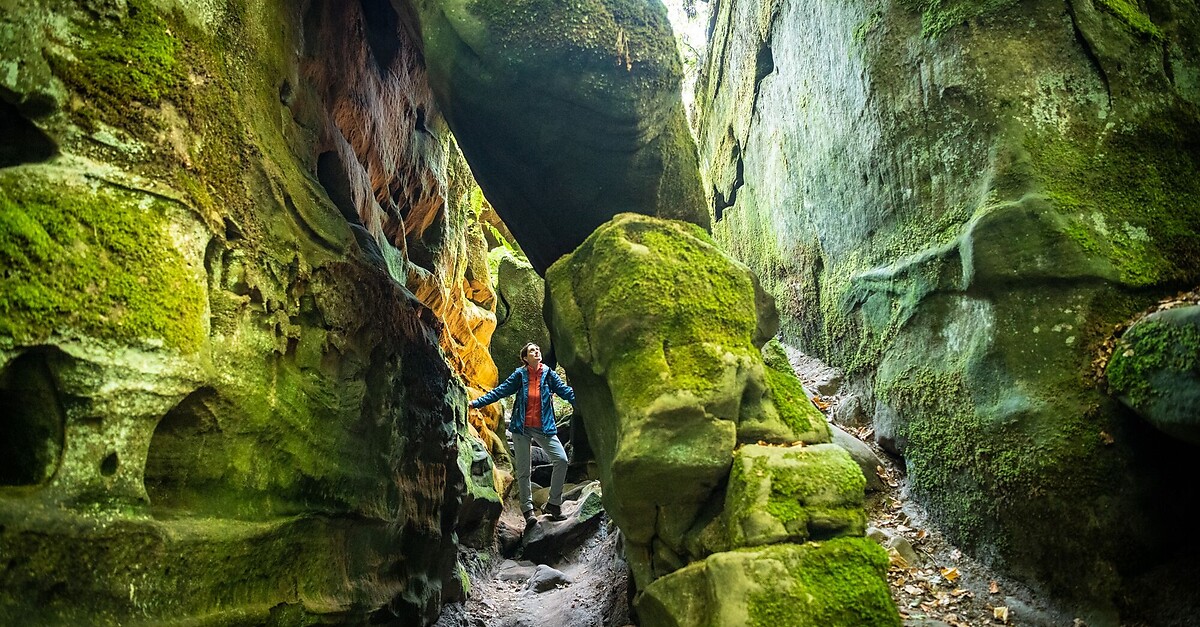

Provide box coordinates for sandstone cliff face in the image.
[0,0,494,623]
[697,0,1200,622]
[413,0,710,274]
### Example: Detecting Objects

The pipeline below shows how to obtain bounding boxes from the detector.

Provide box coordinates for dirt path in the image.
[436,505,632,627]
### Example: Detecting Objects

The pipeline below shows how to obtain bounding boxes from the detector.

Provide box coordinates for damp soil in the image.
[435,504,633,627]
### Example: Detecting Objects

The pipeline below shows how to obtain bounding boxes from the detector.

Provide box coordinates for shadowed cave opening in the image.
[0,99,57,168]
[144,386,226,515]
[0,348,66,486]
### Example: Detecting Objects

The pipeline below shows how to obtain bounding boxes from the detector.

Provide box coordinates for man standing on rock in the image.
[470,342,575,531]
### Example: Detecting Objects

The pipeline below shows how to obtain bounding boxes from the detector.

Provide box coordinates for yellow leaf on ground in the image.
[940,567,960,582]
[993,606,1009,623]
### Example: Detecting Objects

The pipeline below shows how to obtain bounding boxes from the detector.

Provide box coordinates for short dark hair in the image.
[520,343,540,360]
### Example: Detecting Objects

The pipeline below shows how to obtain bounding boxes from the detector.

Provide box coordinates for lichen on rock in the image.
[546,213,839,589]
[1107,306,1200,445]
[635,538,900,627]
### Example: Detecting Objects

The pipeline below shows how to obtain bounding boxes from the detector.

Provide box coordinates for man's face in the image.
[524,345,542,366]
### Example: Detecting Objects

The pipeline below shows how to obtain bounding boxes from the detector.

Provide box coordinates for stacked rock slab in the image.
[546,214,897,625]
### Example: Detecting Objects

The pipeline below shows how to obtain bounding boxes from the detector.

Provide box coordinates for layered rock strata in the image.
[697,0,1200,621]
[0,0,496,623]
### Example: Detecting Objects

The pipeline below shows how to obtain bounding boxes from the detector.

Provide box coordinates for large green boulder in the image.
[413,0,709,273]
[545,213,828,586]
[1107,305,1200,445]
[635,538,900,627]
[724,444,866,550]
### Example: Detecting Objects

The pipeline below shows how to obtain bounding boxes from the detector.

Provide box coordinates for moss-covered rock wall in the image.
[697,0,1200,623]
[0,0,495,623]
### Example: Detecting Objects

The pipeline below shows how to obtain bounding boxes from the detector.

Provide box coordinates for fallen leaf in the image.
[1100,431,1114,445]
[989,581,1000,594]
[904,584,923,596]
[941,567,960,582]
[994,606,1009,623]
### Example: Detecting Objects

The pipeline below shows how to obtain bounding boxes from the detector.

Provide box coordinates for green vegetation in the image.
[852,11,883,45]
[898,0,1019,38]
[1096,0,1164,39]
[1108,319,1200,407]
[725,445,865,548]
[879,361,1107,549]
[50,0,184,121]
[555,215,760,413]
[1028,122,1200,287]
[0,174,205,352]
[762,342,829,440]
[744,540,899,627]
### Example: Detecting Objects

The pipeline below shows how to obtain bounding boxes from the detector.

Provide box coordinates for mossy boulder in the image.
[635,538,900,627]
[414,0,709,273]
[545,213,826,586]
[489,249,552,369]
[1107,306,1200,445]
[725,444,867,549]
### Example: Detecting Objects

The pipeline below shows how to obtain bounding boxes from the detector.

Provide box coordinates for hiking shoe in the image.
[544,503,566,521]
[523,509,538,531]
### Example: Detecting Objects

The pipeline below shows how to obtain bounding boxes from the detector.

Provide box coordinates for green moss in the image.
[898,0,1019,38]
[50,0,184,121]
[744,539,899,627]
[562,215,760,412]
[0,174,205,352]
[1107,319,1200,407]
[762,347,828,439]
[1027,121,1200,287]
[852,12,883,46]
[726,445,865,547]
[879,363,1105,546]
[1095,0,1164,40]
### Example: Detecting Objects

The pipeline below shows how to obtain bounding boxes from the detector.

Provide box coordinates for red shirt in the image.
[524,364,543,429]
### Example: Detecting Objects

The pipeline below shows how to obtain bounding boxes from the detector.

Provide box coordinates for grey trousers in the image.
[511,429,568,514]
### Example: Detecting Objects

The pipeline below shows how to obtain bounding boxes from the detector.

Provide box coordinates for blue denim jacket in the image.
[469,366,575,435]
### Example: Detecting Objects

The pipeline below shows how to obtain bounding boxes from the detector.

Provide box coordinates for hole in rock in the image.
[359,0,401,73]
[100,453,118,476]
[145,387,226,514]
[316,151,361,224]
[278,79,294,105]
[0,99,57,168]
[0,349,66,486]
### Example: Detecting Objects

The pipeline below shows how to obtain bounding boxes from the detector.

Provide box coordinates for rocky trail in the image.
[438,348,1080,627]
